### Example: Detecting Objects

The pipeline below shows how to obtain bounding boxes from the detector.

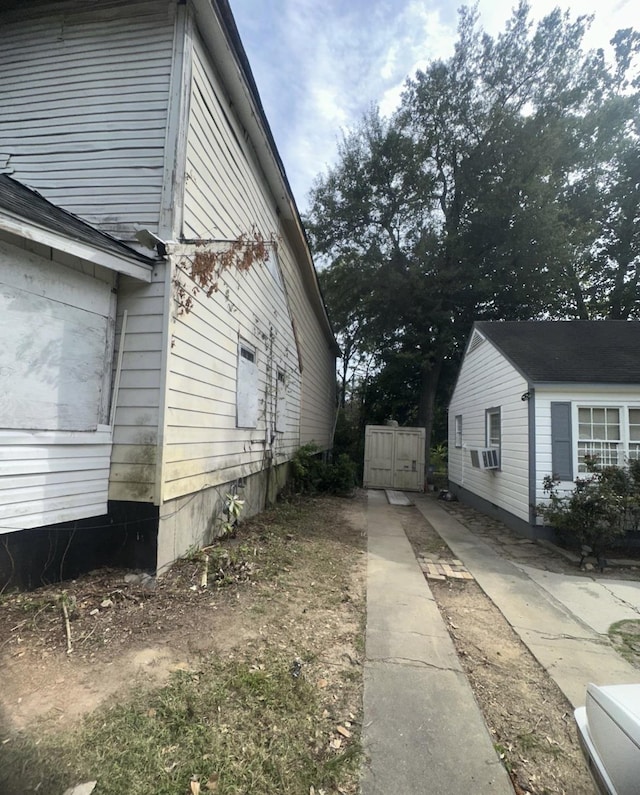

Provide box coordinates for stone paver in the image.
[418,556,474,581]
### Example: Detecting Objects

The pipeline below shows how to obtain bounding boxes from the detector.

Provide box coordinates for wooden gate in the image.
[363,425,425,492]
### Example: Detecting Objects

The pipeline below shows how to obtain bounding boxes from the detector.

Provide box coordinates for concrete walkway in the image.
[361,490,513,794]
[414,496,640,709]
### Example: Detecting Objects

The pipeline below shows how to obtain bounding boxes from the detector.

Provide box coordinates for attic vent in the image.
[468,331,485,353]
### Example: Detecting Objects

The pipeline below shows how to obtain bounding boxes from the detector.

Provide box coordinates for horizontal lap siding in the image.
[449,338,530,522]
[163,253,301,500]
[277,228,336,448]
[534,385,640,506]
[108,269,166,503]
[182,35,335,452]
[0,0,175,240]
[162,34,309,501]
[0,430,111,532]
[0,242,116,532]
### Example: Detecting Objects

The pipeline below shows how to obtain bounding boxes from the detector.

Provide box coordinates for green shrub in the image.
[537,457,640,557]
[318,454,357,496]
[291,445,357,496]
[291,443,325,493]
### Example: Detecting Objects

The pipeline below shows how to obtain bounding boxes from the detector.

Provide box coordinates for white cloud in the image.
[231,0,638,211]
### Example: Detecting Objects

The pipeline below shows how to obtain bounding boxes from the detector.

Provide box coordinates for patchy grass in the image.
[608,619,640,667]
[0,495,366,795]
[2,653,359,795]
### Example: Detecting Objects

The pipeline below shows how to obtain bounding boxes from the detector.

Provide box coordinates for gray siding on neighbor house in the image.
[0,0,176,240]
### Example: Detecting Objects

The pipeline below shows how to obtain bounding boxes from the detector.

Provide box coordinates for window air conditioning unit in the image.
[469,448,500,470]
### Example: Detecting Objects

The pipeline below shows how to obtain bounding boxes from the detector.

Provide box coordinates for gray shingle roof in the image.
[0,174,156,266]
[475,320,640,384]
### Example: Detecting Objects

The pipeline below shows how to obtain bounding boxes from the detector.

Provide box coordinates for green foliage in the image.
[319,454,358,496]
[291,443,325,493]
[306,2,640,462]
[537,458,640,555]
[430,444,448,473]
[291,444,357,496]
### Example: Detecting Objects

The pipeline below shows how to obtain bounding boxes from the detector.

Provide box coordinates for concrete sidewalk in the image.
[414,495,640,709]
[361,490,513,795]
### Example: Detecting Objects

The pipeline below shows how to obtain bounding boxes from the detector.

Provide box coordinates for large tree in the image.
[306,2,640,469]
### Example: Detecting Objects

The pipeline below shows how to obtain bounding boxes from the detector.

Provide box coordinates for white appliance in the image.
[575,683,640,795]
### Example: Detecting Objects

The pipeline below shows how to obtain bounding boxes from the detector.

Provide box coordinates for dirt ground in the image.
[3,492,638,795]
[0,496,367,751]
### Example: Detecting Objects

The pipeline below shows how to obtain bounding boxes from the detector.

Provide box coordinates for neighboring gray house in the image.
[0,0,338,584]
[448,321,640,537]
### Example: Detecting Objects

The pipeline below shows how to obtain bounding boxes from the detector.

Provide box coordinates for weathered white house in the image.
[0,0,338,583]
[448,321,640,538]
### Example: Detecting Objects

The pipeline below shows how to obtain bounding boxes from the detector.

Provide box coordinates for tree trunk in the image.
[417,356,443,482]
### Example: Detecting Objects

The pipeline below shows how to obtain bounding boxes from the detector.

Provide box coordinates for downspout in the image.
[527,386,536,531]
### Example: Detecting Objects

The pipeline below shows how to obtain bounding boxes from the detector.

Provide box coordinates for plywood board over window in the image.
[236,340,258,428]
[275,369,287,432]
[0,243,113,432]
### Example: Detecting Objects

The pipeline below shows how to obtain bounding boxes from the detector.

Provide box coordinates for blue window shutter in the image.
[551,402,573,481]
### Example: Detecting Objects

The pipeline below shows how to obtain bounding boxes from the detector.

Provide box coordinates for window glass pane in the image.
[629,409,640,442]
[455,415,462,447]
[578,408,590,424]
[487,409,500,447]
[605,408,620,439]
[592,408,606,425]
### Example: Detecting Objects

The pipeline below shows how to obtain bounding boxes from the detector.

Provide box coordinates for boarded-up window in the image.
[265,248,282,287]
[275,369,287,432]
[550,402,573,481]
[0,247,111,431]
[236,341,258,428]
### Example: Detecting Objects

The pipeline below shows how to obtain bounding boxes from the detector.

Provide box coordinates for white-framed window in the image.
[628,408,640,460]
[486,407,501,448]
[575,405,640,471]
[454,414,463,448]
[577,406,621,471]
[236,340,258,428]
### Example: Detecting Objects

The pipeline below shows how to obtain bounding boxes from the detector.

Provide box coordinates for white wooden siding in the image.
[162,247,301,501]
[0,241,115,532]
[534,385,640,508]
[448,336,530,522]
[182,35,335,450]
[0,0,176,240]
[0,428,112,533]
[160,29,333,504]
[278,229,337,448]
[108,267,167,502]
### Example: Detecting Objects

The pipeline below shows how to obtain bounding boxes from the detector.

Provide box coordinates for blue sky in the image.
[231,0,636,213]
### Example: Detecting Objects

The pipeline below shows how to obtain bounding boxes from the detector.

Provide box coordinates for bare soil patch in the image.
[400,505,596,795]
[0,495,367,795]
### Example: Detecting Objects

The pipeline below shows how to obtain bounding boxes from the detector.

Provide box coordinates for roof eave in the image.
[0,212,154,282]
[191,0,337,353]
